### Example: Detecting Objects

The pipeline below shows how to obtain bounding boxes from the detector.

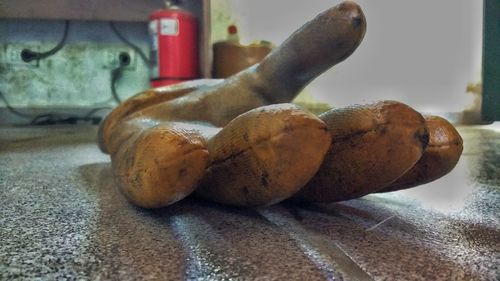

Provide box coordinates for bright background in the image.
[211,0,483,114]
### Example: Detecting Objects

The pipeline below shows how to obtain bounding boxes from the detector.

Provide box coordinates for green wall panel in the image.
[482,0,500,121]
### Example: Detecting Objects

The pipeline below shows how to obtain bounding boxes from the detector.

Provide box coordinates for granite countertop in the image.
[1,124,499,280]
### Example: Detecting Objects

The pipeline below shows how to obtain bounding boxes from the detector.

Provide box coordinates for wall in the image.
[0,0,205,124]
[0,19,150,116]
[0,1,484,123]
[210,0,483,114]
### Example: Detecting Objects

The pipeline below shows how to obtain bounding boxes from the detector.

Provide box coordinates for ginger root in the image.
[98,1,462,208]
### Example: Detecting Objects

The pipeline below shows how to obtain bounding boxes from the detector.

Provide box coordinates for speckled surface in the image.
[1,125,499,280]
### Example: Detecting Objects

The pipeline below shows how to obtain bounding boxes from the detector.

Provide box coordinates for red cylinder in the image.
[149,6,199,88]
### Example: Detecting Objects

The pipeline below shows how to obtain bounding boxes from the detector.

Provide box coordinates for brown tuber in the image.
[97,1,462,208]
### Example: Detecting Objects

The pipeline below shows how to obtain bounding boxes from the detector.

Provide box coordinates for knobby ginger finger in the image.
[197,104,331,207]
[379,115,463,192]
[294,101,429,203]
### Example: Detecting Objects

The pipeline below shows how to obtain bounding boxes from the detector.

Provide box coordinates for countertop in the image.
[1,124,499,280]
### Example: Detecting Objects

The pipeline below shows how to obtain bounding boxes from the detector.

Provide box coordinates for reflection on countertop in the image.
[0,124,499,280]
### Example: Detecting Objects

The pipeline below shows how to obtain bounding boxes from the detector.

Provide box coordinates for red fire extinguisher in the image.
[149,0,199,88]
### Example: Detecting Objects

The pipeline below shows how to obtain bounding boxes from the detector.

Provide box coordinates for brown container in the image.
[212,41,273,78]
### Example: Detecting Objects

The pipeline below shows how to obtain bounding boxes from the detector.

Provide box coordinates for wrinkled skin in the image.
[98,1,462,208]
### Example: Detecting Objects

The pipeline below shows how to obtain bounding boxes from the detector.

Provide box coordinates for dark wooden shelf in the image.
[0,0,165,22]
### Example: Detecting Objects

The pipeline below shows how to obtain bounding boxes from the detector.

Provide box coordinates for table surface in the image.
[1,124,499,281]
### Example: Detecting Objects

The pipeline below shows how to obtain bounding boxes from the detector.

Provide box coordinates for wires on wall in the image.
[108,22,151,104]
[0,91,33,119]
[109,22,151,66]
[0,20,112,125]
[0,91,110,125]
[2,21,152,125]
[110,60,126,104]
[20,20,70,63]
[29,107,110,125]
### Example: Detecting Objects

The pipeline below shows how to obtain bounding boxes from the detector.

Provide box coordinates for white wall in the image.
[211,0,483,113]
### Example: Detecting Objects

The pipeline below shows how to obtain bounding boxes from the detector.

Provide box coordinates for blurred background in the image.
[213,0,483,113]
[0,0,496,124]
